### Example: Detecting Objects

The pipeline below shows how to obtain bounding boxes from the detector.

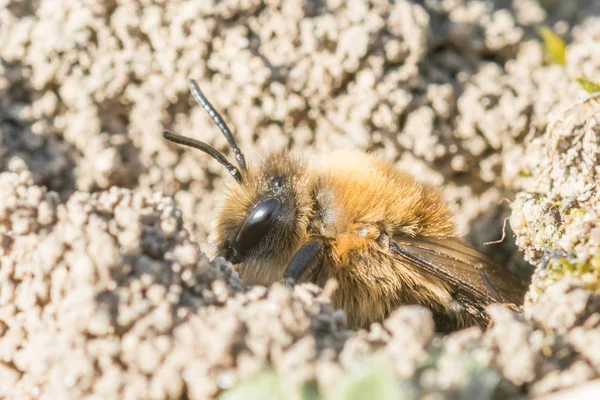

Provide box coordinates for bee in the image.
[163,80,526,331]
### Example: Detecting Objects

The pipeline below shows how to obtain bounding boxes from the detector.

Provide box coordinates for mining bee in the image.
[163,80,526,331]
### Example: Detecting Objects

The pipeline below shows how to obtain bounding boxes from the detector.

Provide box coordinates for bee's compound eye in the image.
[235,197,281,254]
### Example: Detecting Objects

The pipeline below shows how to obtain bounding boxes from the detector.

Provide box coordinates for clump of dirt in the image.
[1,172,600,399]
[510,93,600,302]
[0,171,350,399]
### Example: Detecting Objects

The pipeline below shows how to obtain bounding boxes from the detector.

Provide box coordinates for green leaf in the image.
[576,77,600,93]
[301,380,324,400]
[457,355,503,400]
[539,27,566,66]
[330,364,415,400]
[220,371,286,400]
[518,168,532,178]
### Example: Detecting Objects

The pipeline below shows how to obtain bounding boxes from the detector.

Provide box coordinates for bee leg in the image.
[281,239,324,287]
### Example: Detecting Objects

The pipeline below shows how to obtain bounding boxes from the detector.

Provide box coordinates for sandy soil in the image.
[0,0,599,398]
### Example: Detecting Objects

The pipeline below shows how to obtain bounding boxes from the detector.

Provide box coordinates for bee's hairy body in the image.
[164,80,525,332]
[214,151,493,330]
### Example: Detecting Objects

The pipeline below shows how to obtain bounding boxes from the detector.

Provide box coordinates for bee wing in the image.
[391,235,525,306]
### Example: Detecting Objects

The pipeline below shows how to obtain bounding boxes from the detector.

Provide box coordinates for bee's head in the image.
[163,80,312,284]
[212,152,313,283]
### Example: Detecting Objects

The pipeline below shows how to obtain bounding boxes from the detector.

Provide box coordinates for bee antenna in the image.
[188,79,247,171]
[163,130,243,183]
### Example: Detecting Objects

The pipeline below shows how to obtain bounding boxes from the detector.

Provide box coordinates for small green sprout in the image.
[518,168,532,178]
[219,371,285,400]
[330,363,412,400]
[576,78,600,93]
[539,27,567,66]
